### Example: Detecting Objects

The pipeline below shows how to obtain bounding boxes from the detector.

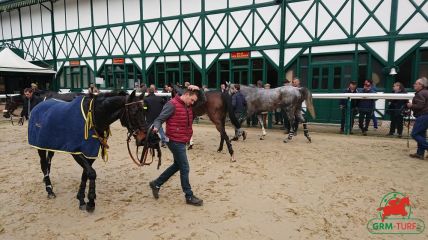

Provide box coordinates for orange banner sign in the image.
[230,51,250,59]
[113,58,125,64]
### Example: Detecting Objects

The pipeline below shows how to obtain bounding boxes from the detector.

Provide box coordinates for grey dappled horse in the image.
[229,84,315,142]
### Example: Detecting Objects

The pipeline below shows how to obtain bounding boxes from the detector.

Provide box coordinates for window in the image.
[59,65,93,90]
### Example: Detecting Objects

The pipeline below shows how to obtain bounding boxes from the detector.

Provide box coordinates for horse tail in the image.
[222,92,241,129]
[300,87,316,119]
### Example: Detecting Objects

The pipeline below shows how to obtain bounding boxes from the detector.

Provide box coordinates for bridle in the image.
[123,99,160,168]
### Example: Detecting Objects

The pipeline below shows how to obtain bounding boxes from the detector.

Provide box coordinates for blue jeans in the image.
[154,141,193,198]
[411,114,428,156]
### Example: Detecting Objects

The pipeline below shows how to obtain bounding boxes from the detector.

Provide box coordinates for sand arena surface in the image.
[0,120,427,240]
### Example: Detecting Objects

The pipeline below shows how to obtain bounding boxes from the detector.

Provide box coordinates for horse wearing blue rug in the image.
[28,91,150,212]
[29,97,102,158]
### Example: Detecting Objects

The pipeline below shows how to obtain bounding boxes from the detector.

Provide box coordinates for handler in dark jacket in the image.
[21,88,42,120]
[387,82,407,137]
[358,79,376,135]
[149,85,203,206]
[408,77,428,160]
[231,84,246,141]
[145,86,167,147]
[339,81,359,134]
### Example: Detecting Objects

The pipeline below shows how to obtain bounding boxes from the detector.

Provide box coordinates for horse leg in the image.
[73,155,97,212]
[297,113,311,143]
[73,157,88,210]
[38,150,56,199]
[217,134,225,153]
[215,119,235,162]
[257,114,266,140]
[284,110,296,143]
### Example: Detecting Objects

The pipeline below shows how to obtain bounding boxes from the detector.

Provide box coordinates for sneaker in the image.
[149,181,160,199]
[409,153,424,160]
[187,144,193,150]
[161,142,167,148]
[397,134,402,138]
[186,195,203,206]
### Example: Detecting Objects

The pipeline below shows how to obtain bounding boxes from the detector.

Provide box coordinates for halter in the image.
[124,100,161,168]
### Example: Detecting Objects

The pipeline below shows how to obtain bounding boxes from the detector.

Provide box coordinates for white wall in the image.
[93,0,108,26]
[53,0,66,32]
[10,10,21,38]
[1,12,11,40]
[78,0,92,28]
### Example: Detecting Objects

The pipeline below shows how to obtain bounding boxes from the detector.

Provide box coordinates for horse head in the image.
[119,90,148,146]
[3,95,20,118]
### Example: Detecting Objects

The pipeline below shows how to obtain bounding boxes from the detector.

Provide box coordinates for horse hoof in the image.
[242,131,247,141]
[259,136,265,140]
[47,192,56,199]
[86,205,95,213]
[79,203,87,210]
[283,139,288,143]
[217,150,222,153]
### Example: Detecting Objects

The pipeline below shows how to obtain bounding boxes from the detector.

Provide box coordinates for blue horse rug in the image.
[28,96,101,159]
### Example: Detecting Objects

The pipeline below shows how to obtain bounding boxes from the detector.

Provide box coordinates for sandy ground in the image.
[0,118,427,240]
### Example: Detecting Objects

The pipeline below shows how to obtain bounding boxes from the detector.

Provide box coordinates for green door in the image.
[309,63,353,123]
[232,69,249,85]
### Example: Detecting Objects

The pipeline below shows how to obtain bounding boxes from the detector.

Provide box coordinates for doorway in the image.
[309,63,353,123]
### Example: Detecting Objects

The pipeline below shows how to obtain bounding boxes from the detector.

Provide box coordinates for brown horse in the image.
[173,86,243,162]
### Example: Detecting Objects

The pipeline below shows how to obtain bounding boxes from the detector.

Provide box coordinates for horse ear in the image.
[129,90,136,102]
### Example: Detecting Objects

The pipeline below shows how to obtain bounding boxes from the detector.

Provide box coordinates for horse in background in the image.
[29,91,149,212]
[229,84,315,143]
[172,85,244,162]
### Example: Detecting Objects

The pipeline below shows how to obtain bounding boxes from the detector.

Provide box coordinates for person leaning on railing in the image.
[407,77,428,160]
[386,82,407,138]
[357,79,376,136]
[339,81,359,134]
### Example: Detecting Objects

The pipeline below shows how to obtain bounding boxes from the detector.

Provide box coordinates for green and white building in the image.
[0,0,427,122]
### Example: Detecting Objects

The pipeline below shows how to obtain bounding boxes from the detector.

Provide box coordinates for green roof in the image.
[0,0,51,12]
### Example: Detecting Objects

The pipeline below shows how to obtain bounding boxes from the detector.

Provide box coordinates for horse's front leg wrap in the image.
[77,171,88,209]
[303,122,311,142]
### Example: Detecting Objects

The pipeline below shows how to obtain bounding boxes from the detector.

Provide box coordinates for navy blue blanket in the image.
[28,96,101,159]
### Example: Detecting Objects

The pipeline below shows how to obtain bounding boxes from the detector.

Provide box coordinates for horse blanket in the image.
[28,96,101,159]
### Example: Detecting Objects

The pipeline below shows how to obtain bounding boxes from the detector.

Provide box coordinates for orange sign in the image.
[69,60,80,66]
[230,51,250,59]
[113,58,125,64]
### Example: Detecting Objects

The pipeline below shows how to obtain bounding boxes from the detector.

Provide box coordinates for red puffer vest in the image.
[166,96,193,143]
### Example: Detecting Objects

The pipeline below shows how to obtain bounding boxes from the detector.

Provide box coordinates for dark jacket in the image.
[411,88,428,117]
[232,91,246,113]
[21,95,42,119]
[144,92,166,124]
[357,87,376,111]
[387,90,408,113]
[339,88,359,108]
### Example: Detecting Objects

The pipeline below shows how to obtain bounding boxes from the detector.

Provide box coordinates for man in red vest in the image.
[149,85,203,206]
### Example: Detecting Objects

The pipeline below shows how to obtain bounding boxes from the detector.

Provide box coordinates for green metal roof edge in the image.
[0,0,51,12]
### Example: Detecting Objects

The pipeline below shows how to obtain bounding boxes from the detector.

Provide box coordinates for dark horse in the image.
[29,91,149,212]
[172,86,243,162]
[3,91,84,122]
